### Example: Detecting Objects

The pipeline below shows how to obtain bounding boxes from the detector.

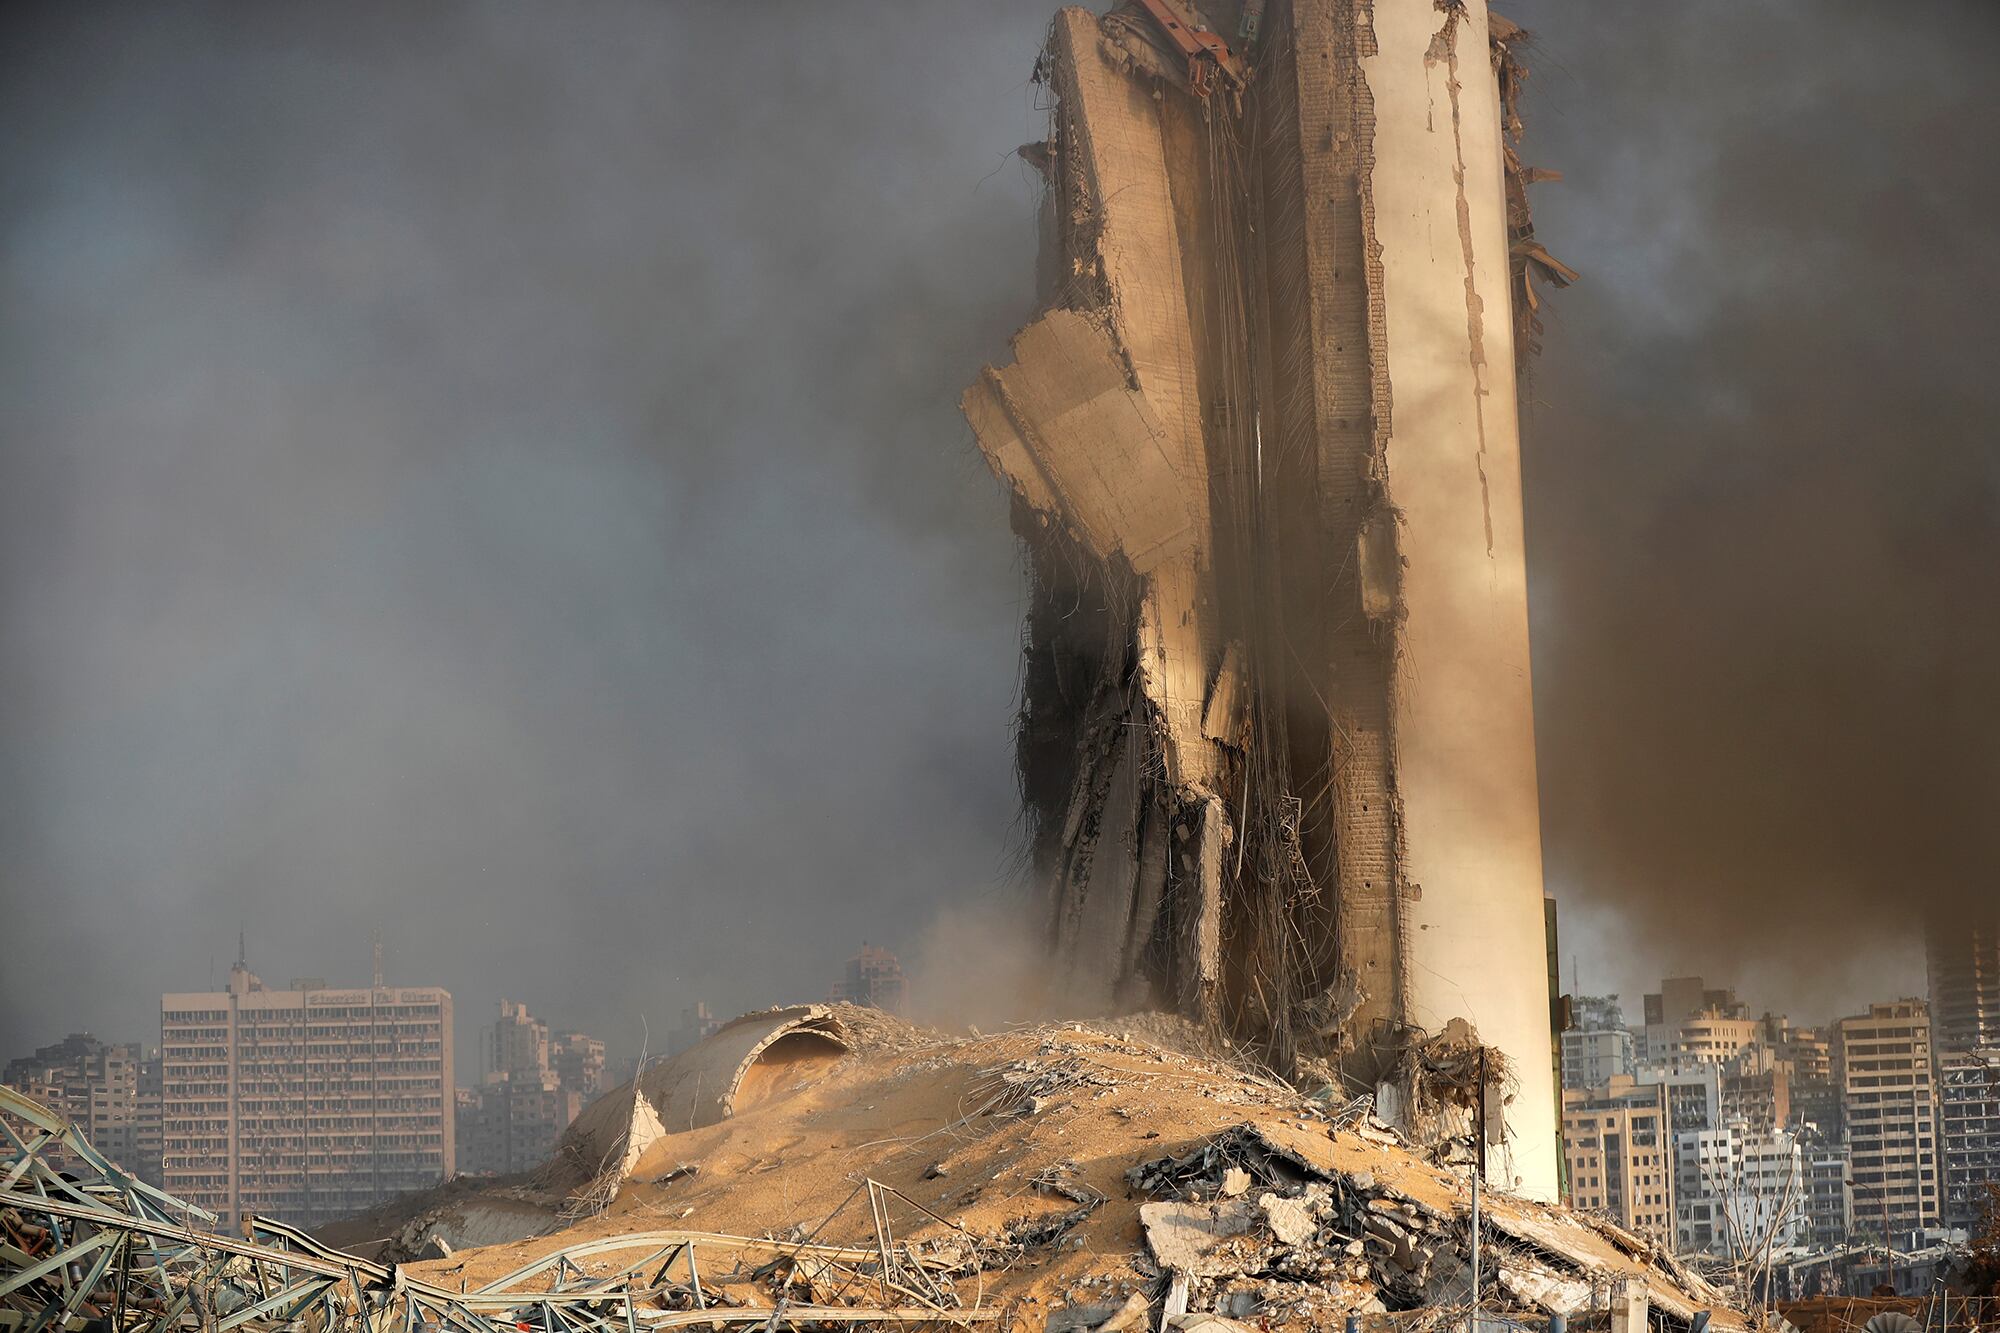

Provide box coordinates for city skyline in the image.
[4,0,1997,1322]
[0,892,1943,1087]
[12,934,1993,1270]
[8,0,1998,1099]
[1554,930,2000,1289]
[6,937,915,1100]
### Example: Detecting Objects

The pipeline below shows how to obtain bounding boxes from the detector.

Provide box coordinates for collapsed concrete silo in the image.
[962,0,1573,1200]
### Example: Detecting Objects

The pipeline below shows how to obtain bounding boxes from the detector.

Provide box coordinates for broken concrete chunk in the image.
[1217,1167,1250,1198]
[1256,1191,1315,1247]
[1199,641,1246,748]
[1139,1200,1259,1277]
[1094,1291,1153,1333]
[962,311,1198,574]
[1219,1290,1260,1319]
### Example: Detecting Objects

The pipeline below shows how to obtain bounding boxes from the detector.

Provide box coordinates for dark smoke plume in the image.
[0,0,1053,1067]
[1,0,1995,1061]
[1505,0,2000,1016]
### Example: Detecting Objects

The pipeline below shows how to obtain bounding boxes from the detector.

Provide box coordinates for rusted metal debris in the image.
[1129,0,1247,97]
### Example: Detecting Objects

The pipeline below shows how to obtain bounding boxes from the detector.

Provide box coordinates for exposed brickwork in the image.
[1288,0,1407,1050]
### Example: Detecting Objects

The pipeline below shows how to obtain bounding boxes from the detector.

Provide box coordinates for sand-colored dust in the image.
[379,1011,1739,1333]
[399,1016,1452,1326]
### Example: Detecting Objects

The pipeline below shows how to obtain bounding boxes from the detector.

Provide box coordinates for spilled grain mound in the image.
[398,1012,1740,1333]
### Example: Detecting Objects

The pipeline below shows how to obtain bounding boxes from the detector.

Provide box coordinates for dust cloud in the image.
[2,0,1995,1065]
[905,900,1056,1034]
[0,0,1055,1068]
[1504,0,2000,1018]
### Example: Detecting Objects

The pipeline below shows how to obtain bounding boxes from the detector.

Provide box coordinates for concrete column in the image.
[1361,0,1558,1201]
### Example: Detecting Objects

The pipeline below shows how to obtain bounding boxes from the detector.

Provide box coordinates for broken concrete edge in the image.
[964,310,1200,576]
[550,1004,852,1213]
[1488,11,1576,366]
[972,0,1336,1033]
[970,0,1405,1066]
[1125,1120,1742,1331]
[975,0,1565,1198]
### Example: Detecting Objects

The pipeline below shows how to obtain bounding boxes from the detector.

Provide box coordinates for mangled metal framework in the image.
[966,0,1567,1199]
[0,1087,991,1333]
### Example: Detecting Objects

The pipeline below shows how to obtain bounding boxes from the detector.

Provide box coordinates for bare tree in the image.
[1693,1128,1806,1324]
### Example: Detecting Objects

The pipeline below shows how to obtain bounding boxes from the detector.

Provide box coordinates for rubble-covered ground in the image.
[327,1008,1745,1333]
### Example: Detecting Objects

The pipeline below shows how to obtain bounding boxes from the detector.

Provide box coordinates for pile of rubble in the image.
[1118,1120,1728,1333]
[352,1010,1745,1333]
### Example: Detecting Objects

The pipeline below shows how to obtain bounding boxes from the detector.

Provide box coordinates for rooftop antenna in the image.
[372,932,384,989]
[238,925,247,969]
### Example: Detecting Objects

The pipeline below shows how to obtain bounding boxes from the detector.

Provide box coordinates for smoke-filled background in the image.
[1506,0,2000,1015]
[2,0,1995,1067]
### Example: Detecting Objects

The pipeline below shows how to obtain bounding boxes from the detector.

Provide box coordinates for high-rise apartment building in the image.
[490,1000,549,1081]
[1937,1048,2000,1229]
[456,1073,580,1177]
[134,1056,163,1186]
[1562,1079,1674,1235]
[455,1000,599,1177]
[1643,978,1747,1061]
[1753,1019,1838,1141]
[2,1034,148,1180]
[829,945,906,1015]
[551,1031,606,1104]
[1832,999,1940,1242]
[160,960,453,1230]
[1761,1017,1832,1080]
[1675,1122,1807,1256]
[1926,914,2000,1056]
[1562,1029,1635,1092]
[1657,1065,1722,1136]
[1572,995,1626,1033]
[1719,1066,1791,1133]
[1669,1012,1761,1066]
[1802,1139,1852,1249]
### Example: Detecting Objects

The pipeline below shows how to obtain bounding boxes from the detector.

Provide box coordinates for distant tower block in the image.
[829,944,907,1016]
[1927,911,2000,1055]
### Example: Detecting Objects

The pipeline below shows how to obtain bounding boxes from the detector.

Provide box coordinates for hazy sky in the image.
[4,2,1995,1070]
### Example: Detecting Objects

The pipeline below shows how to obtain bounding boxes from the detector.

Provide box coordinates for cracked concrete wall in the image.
[1282,0,1407,1073]
[1047,9,1209,500]
[965,6,1230,1023]
[962,310,1198,573]
[1362,0,1556,1201]
[964,0,1557,1204]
